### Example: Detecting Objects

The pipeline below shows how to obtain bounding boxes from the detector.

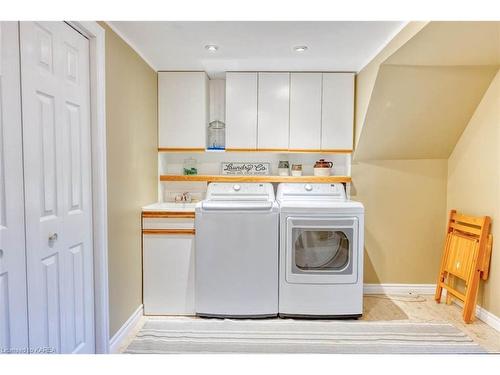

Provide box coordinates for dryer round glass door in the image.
[294,230,349,270]
[285,216,359,284]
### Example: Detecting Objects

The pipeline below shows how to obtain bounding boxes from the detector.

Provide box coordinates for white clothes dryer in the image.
[276,183,364,318]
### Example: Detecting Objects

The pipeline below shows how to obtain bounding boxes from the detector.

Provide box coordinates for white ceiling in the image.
[108,21,406,77]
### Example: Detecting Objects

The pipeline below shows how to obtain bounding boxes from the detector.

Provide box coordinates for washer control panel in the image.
[206,183,275,201]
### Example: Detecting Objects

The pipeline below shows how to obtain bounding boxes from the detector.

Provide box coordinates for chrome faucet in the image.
[174,192,192,203]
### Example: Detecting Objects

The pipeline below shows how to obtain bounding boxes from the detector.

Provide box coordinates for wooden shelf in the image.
[158,148,352,154]
[160,175,352,183]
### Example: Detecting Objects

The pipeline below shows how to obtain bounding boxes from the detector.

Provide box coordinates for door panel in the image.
[0,21,30,352]
[20,21,95,354]
[66,103,83,211]
[158,72,208,149]
[321,73,354,150]
[37,92,59,217]
[143,234,196,315]
[225,72,258,149]
[68,243,85,349]
[257,72,290,150]
[41,254,62,351]
[289,73,322,150]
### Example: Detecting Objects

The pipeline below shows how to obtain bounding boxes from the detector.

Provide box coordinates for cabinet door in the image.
[289,73,322,150]
[225,72,258,149]
[321,73,354,150]
[143,234,195,315]
[158,72,208,149]
[257,73,290,150]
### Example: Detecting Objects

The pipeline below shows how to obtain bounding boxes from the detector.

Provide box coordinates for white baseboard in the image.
[474,304,500,332]
[363,283,436,295]
[109,304,143,354]
[448,297,500,332]
[364,283,500,332]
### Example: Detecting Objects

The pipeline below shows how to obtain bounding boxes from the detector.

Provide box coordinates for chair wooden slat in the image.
[449,222,482,236]
[439,282,466,301]
[451,212,485,226]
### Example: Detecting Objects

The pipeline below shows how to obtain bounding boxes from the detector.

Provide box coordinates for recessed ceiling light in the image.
[293,46,308,52]
[205,44,219,52]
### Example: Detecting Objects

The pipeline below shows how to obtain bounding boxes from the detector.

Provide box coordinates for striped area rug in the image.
[124,318,486,354]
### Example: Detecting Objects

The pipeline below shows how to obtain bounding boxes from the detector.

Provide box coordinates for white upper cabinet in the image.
[321,73,355,150]
[257,73,290,150]
[158,72,208,149]
[160,71,354,152]
[225,72,258,149]
[289,73,322,150]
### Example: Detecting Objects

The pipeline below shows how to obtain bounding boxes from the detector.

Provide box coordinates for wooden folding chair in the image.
[435,210,493,323]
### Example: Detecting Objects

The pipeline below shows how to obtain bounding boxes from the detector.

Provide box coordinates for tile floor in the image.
[119,295,500,353]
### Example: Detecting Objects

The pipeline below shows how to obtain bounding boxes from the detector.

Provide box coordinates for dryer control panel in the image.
[276,183,346,202]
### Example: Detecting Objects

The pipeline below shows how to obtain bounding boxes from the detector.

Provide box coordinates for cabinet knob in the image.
[304,184,313,191]
[48,233,58,242]
[233,184,241,191]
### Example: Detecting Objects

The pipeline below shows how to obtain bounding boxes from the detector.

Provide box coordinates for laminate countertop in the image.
[142,202,197,212]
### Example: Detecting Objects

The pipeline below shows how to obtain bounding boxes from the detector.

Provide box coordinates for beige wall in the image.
[351,160,448,283]
[447,70,500,317]
[100,23,158,337]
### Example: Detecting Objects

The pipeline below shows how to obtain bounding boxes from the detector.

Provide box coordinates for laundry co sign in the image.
[221,162,270,175]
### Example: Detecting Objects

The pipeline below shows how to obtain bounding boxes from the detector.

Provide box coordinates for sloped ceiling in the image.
[354,21,500,161]
[355,65,498,160]
[385,22,500,66]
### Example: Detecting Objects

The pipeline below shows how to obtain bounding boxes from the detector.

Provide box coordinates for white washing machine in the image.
[276,183,364,318]
[195,183,279,318]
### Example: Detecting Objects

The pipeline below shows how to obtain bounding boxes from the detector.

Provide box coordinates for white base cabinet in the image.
[143,234,195,315]
[142,214,195,316]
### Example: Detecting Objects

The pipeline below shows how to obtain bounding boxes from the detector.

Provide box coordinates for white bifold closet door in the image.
[0,21,30,352]
[20,22,95,354]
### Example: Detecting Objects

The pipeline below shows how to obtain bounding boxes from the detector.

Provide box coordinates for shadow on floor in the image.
[362,295,410,321]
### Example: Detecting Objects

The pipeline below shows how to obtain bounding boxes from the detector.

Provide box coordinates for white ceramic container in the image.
[313,167,331,176]
[278,168,290,176]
